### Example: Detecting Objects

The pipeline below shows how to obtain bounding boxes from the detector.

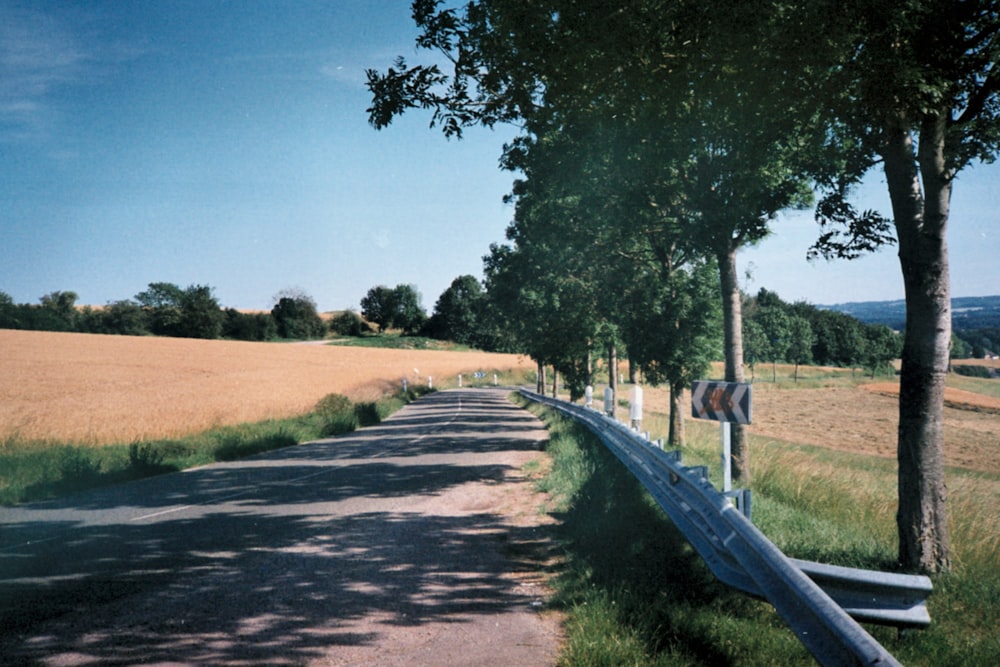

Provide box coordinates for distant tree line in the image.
[0,284,339,342]
[742,289,902,381]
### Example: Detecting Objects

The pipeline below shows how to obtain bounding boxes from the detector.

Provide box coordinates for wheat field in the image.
[0,329,533,445]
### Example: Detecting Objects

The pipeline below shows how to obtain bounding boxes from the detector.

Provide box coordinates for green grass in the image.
[520,398,813,666]
[519,396,1000,666]
[0,387,432,506]
[947,371,1000,400]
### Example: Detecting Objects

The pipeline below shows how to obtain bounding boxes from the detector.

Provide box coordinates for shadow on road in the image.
[0,389,559,665]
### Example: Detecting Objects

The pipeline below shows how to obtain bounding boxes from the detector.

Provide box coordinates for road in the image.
[0,389,562,666]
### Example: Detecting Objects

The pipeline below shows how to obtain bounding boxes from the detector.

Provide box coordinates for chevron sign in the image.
[691,381,752,424]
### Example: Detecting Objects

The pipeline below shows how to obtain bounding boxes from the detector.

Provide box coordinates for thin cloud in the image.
[0,5,143,142]
[0,6,87,137]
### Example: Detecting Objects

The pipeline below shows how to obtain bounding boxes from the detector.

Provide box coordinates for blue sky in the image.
[1,1,997,313]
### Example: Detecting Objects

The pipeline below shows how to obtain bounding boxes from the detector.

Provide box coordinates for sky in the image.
[1,1,997,313]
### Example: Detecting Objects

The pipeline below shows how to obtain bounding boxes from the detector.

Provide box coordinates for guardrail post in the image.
[725,489,752,520]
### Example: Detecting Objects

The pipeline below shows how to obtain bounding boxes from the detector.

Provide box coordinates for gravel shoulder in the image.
[0,388,563,666]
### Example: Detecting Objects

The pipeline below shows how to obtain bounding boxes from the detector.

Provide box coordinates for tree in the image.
[135,282,185,337]
[360,285,396,332]
[38,291,79,331]
[0,292,14,327]
[623,259,722,447]
[176,285,224,339]
[271,292,326,340]
[834,315,868,376]
[756,306,791,382]
[865,325,902,379]
[360,284,427,334]
[367,0,829,484]
[787,315,816,381]
[392,284,428,335]
[742,319,768,383]
[803,0,1000,572]
[101,299,149,336]
[426,275,483,345]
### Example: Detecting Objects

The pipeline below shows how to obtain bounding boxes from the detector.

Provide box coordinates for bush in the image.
[953,364,993,378]
[315,393,358,435]
[330,310,368,336]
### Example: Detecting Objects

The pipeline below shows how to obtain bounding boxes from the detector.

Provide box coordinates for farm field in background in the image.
[625,362,999,475]
[0,329,532,445]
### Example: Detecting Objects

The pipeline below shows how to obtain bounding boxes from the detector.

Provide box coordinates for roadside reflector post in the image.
[402,378,408,393]
[458,374,462,387]
[585,385,593,408]
[722,422,732,492]
[494,373,498,386]
[428,376,433,389]
[629,385,643,430]
[604,387,615,418]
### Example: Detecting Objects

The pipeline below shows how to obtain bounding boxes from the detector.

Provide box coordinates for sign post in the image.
[691,381,752,493]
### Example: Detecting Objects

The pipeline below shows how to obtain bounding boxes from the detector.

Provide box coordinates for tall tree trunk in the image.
[551,368,558,399]
[717,245,750,483]
[536,359,546,394]
[882,114,952,573]
[668,378,686,448]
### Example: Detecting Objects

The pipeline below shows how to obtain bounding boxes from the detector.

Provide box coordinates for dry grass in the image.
[0,330,532,446]
[625,362,999,475]
[634,368,1000,575]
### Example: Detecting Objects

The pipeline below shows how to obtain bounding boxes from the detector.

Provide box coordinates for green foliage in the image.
[222,308,278,341]
[952,364,993,379]
[360,283,427,334]
[38,291,80,330]
[623,259,723,396]
[133,282,224,339]
[424,274,484,345]
[271,291,327,340]
[329,309,367,336]
[177,284,225,339]
[100,300,150,336]
[315,393,358,436]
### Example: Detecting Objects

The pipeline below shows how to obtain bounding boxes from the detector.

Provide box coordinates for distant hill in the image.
[822,295,1000,331]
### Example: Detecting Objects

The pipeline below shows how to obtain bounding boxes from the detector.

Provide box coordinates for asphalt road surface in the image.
[0,388,562,666]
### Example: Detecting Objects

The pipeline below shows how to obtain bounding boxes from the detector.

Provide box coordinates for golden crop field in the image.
[0,329,533,445]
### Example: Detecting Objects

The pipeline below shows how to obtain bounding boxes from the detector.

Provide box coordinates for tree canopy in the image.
[367,0,1000,571]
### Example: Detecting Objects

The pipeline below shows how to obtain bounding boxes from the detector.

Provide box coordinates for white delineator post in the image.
[629,385,643,430]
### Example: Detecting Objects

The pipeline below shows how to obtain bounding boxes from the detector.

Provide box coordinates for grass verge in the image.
[519,397,813,666]
[0,387,433,506]
[520,397,1000,666]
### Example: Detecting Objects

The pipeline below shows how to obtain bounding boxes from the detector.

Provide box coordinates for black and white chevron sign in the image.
[691,381,752,424]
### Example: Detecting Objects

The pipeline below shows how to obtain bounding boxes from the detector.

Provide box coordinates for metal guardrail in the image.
[520,389,932,667]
